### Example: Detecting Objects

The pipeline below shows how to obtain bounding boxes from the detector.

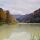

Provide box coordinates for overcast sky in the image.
[0,0,40,15]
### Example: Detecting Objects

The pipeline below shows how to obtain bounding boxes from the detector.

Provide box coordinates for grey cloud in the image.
[0,0,40,14]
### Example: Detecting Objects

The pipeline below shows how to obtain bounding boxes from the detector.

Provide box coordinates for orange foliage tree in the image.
[0,8,16,24]
[0,8,6,23]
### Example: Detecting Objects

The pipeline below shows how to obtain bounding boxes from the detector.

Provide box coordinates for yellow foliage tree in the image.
[0,8,6,23]
[0,8,16,24]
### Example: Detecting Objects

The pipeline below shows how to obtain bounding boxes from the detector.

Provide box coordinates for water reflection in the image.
[0,24,40,40]
[31,33,40,40]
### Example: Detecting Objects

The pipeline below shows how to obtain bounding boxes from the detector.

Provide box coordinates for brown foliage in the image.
[5,10,11,24]
[0,8,16,24]
[0,8,6,22]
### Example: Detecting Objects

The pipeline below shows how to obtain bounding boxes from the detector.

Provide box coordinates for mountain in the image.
[29,8,40,23]
[16,8,40,23]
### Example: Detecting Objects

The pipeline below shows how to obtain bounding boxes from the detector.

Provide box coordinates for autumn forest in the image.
[0,8,16,25]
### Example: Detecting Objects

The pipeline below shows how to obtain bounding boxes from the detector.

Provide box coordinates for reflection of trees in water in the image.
[31,33,40,40]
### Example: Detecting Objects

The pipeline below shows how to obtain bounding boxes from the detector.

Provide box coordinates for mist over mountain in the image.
[15,8,40,23]
[11,9,31,15]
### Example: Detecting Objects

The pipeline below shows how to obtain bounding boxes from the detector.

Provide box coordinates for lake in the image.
[0,23,40,40]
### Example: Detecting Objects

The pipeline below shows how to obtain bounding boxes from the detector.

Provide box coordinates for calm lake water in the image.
[0,23,40,40]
